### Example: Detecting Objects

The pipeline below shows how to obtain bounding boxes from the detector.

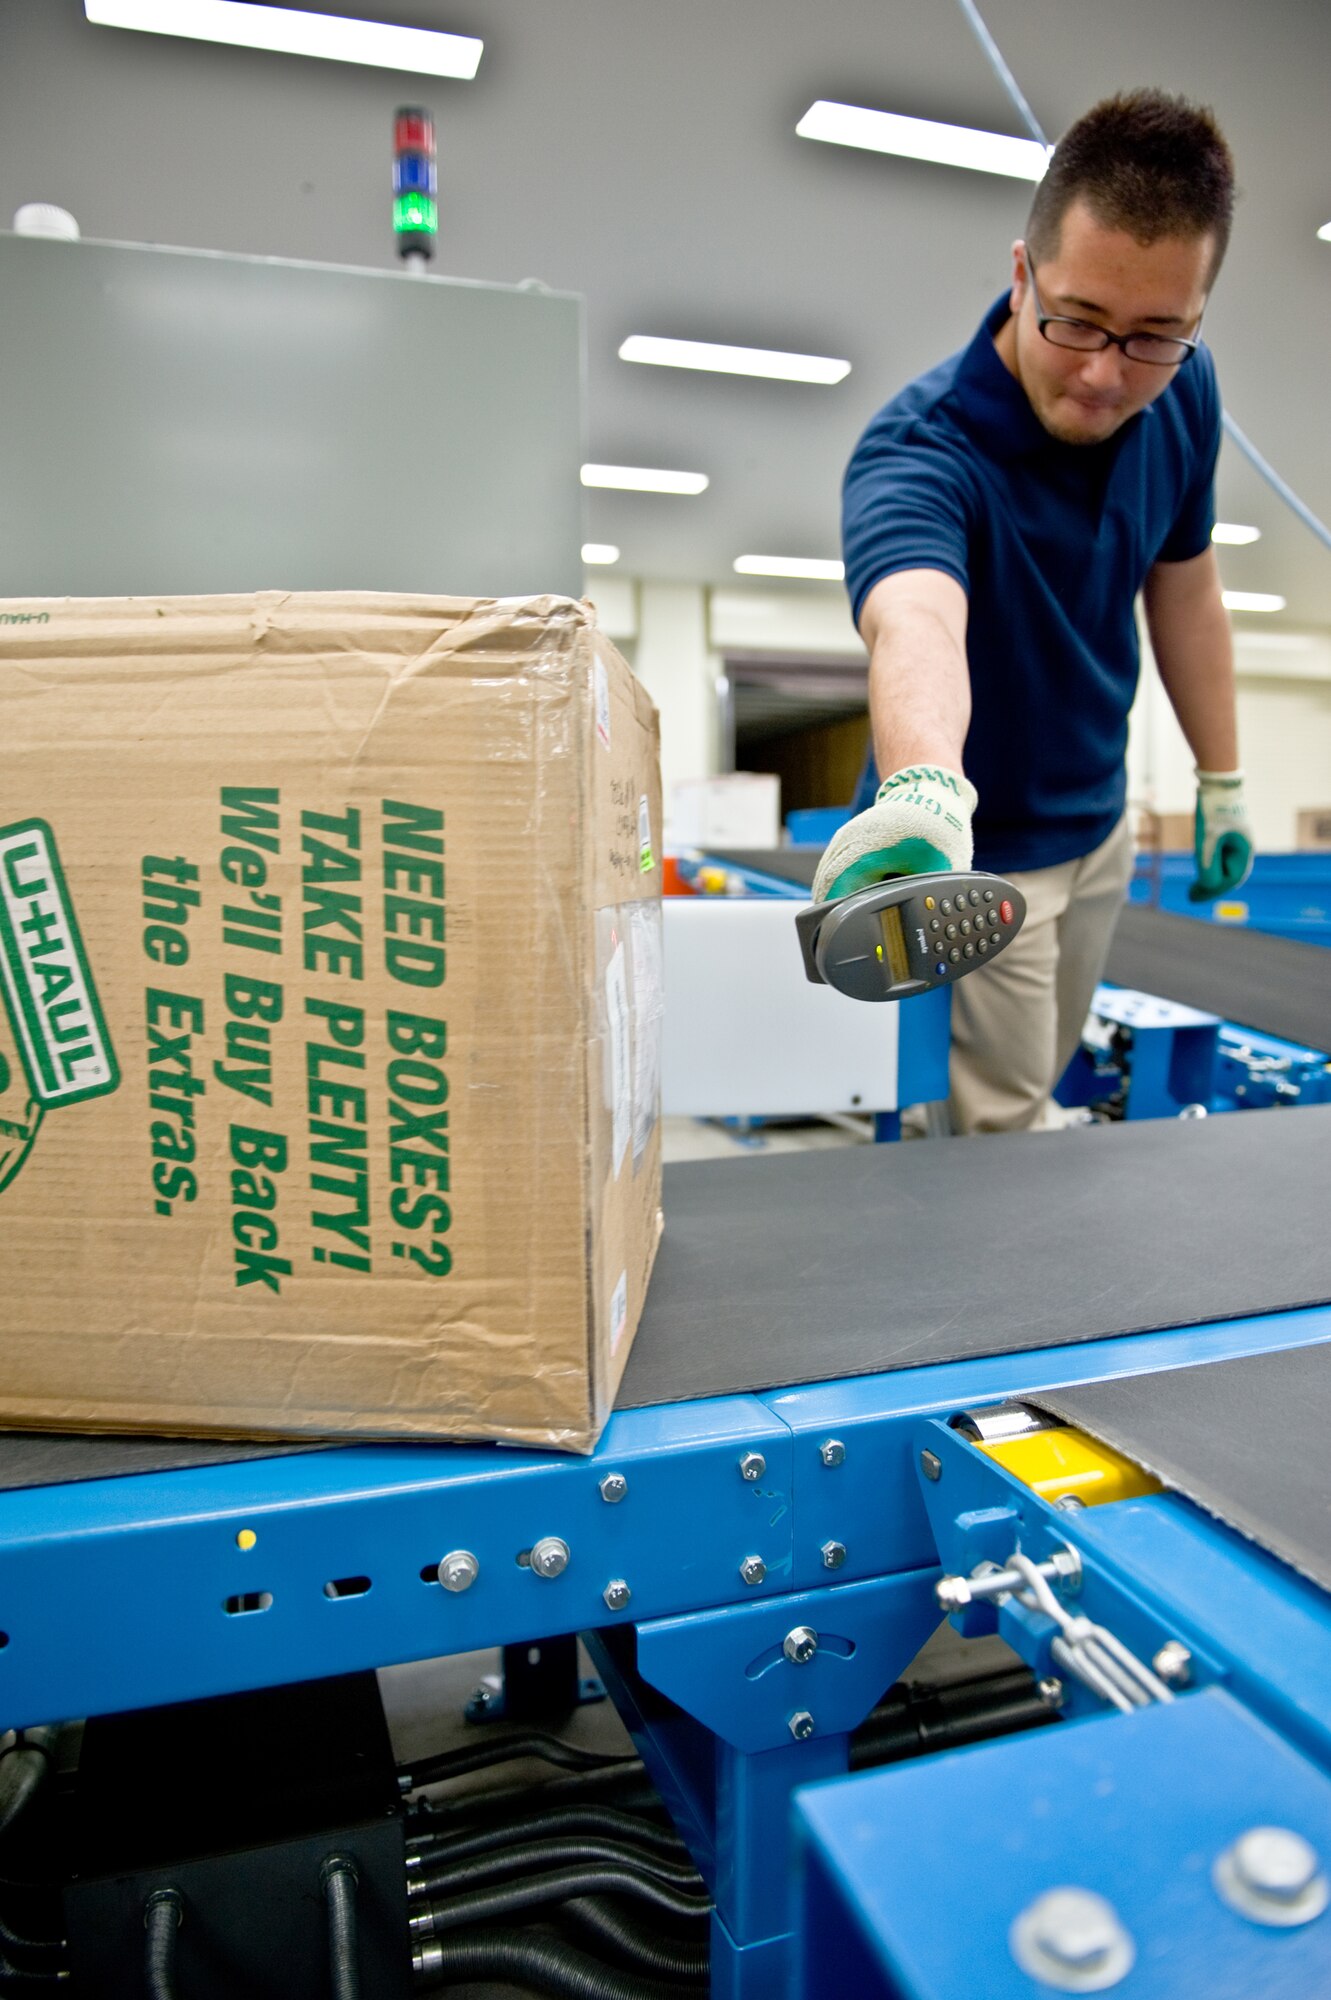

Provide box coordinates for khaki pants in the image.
[948,816,1135,1134]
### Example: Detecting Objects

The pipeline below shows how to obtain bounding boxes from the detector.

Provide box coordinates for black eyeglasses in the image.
[1024,252,1202,368]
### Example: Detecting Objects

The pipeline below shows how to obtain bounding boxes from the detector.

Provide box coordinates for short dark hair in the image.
[1026,90,1236,279]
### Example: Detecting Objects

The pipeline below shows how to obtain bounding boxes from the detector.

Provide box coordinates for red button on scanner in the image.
[999,899,1014,924]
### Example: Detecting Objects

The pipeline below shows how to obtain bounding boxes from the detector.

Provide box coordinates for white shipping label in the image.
[610,1269,629,1353]
[607,940,631,1177]
[595,657,611,750]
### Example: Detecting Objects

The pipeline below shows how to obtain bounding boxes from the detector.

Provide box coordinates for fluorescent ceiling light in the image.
[1318,222,1331,243]
[84,1,483,78]
[797,100,1050,182]
[1212,523,1262,546]
[581,464,708,496]
[1222,591,1285,614]
[734,555,845,582]
[619,336,850,386]
[581,544,620,566]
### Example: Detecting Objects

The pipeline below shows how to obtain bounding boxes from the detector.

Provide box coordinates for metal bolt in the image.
[788,1710,815,1742]
[1037,1676,1065,1708]
[1152,1639,1192,1686]
[468,1683,494,1712]
[738,1452,766,1482]
[1056,1493,1087,1512]
[819,1439,846,1468]
[437,1549,479,1593]
[1214,1827,1330,1928]
[530,1536,570,1579]
[598,1472,628,1504]
[603,1579,632,1612]
[820,1540,847,1571]
[920,1448,942,1482]
[739,1555,767,1587]
[1010,1887,1136,1991]
[783,1626,818,1665]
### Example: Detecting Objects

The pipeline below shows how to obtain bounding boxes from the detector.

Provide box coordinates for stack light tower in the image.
[393,106,437,264]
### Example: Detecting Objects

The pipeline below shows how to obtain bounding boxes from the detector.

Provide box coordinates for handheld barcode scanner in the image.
[796,872,1027,1003]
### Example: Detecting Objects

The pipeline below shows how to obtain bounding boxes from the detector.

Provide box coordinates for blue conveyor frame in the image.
[4,1305,1331,1996]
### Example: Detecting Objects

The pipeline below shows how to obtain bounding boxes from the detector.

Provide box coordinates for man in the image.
[813,90,1254,1133]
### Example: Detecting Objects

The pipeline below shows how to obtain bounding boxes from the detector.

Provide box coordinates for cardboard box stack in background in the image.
[0,593,663,1452]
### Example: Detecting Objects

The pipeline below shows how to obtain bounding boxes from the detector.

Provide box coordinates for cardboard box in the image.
[0,593,663,1452]
[1296,810,1331,852]
[1134,809,1194,852]
[669,773,781,851]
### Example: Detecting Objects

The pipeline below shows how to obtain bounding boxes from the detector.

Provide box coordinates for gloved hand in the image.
[812,765,977,903]
[1189,769,1254,903]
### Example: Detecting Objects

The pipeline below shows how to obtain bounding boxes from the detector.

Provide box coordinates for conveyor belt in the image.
[617,1105,1331,1407]
[1033,1343,1331,1595]
[1,1108,1329,1491]
[1105,905,1330,1053]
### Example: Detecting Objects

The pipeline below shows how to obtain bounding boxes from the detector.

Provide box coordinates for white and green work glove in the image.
[1189,769,1254,904]
[812,765,977,904]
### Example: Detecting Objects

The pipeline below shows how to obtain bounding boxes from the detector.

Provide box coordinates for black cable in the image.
[0,1910,64,1968]
[0,1735,52,1843]
[0,1958,69,1990]
[418,1865,712,1939]
[414,1927,694,1999]
[561,1898,710,1983]
[401,1731,639,1791]
[850,1667,1054,1771]
[143,1889,183,2000]
[323,1856,360,2000]
[405,1763,660,1835]
[413,1836,705,1903]
[410,1805,688,1867]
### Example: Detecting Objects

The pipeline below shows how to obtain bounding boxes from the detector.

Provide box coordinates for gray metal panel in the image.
[0,234,583,600]
[617,1105,1331,1407]
[1033,1344,1331,1594]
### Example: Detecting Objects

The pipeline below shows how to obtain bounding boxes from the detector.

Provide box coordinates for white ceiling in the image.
[3,0,1328,627]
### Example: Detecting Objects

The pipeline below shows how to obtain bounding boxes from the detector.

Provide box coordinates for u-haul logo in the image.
[0,819,120,1111]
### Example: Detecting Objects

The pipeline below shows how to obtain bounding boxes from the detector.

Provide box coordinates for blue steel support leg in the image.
[710,1733,848,1999]
[872,1110,902,1143]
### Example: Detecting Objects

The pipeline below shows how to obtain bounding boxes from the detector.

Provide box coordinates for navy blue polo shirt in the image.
[843,296,1221,873]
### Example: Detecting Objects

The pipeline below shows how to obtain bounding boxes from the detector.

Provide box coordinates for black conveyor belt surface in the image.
[3,1109,1330,1493]
[1032,1343,1331,1593]
[615,1104,1331,1406]
[0,1434,327,1489]
[1105,905,1331,1053]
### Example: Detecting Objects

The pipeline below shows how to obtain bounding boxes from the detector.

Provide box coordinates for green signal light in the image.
[394,193,437,234]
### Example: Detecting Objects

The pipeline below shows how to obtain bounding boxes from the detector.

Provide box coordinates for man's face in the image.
[1000,198,1214,446]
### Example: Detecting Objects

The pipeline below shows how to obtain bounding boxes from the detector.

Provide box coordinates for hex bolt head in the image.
[739,1555,767,1587]
[598,1472,629,1505]
[783,1626,819,1666]
[738,1451,766,1482]
[437,1549,479,1593]
[819,1439,846,1468]
[1152,1639,1192,1686]
[820,1540,847,1571]
[788,1710,815,1742]
[1215,1826,1330,1927]
[1036,1676,1065,1709]
[920,1448,943,1482]
[1010,1887,1136,1991]
[602,1579,632,1612]
[530,1536,571,1580]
